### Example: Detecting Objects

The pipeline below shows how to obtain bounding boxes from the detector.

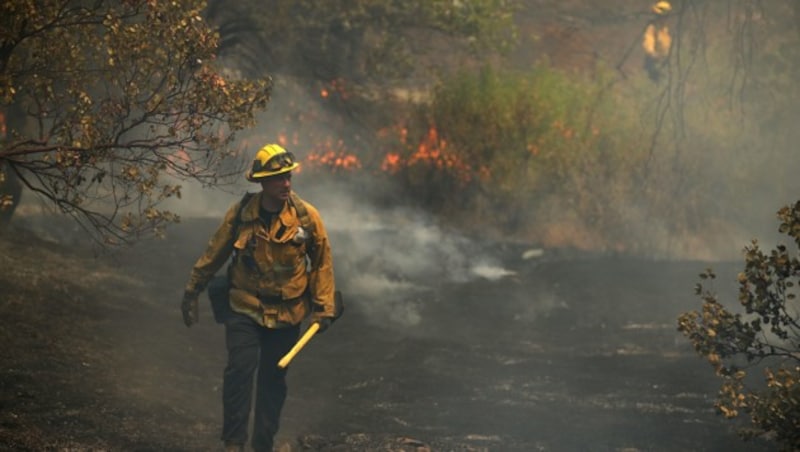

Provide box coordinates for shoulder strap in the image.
[289,192,317,255]
[227,192,255,275]
[289,192,313,232]
[233,192,255,236]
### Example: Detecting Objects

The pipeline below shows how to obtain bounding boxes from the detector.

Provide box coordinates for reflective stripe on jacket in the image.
[643,22,671,59]
[185,191,335,328]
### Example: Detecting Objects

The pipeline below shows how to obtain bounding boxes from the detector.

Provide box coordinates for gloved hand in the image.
[312,317,332,333]
[181,291,199,327]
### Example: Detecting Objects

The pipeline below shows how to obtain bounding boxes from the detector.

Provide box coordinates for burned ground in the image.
[0,215,775,451]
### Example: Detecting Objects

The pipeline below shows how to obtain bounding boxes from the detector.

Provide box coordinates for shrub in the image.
[386,64,648,247]
[678,201,800,450]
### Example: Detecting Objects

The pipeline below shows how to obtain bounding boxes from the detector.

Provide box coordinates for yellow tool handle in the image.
[277,322,320,369]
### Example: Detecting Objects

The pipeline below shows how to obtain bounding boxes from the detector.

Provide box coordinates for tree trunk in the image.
[0,105,25,228]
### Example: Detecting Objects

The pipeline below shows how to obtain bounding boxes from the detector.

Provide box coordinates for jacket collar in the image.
[239,191,298,228]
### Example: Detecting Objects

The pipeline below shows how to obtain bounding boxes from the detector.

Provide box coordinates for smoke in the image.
[159,179,245,219]
[142,77,520,330]
[165,5,800,335]
[512,288,568,323]
[299,176,518,329]
[160,73,523,332]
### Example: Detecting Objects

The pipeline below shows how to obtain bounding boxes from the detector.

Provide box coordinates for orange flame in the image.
[304,138,362,172]
[381,152,402,173]
[411,126,473,181]
[319,78,349,101]
[377,125,483,184]
[272,131,301,148]
[306,150,362,171]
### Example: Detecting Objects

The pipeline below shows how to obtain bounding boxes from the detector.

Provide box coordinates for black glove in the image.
[312,317,332,333]
[181,291,199,327]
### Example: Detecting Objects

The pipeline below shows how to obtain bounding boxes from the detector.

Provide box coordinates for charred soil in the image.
[0,217,777,451]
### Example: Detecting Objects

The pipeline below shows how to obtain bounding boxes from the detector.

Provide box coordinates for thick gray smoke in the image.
[301,178,519,329]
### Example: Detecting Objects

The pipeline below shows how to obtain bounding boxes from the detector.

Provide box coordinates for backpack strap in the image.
[229,192,254,265]
[289,192,311,229]
[233,192,255,236]
[289,191,316,253]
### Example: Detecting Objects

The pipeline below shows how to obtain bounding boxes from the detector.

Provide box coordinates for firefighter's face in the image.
[260,172,292,202]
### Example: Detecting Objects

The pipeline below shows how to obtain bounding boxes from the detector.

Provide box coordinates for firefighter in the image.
[643,1,672,81]
[180,143,337,452]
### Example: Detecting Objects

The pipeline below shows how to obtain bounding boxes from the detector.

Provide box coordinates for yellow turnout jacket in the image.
[185,191,336,328]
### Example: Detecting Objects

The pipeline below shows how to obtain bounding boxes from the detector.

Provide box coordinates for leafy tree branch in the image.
[678,201,800,449]
[0,0,271,244]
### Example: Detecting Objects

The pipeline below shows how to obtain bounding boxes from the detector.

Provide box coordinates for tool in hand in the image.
[277,291,344,369]
[277,322,320,369]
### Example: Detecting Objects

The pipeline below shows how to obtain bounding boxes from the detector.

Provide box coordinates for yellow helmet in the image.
[652,1,671,14]
[246,144,299,181]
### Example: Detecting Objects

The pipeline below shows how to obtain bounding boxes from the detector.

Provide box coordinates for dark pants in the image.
[222,313,300,452]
